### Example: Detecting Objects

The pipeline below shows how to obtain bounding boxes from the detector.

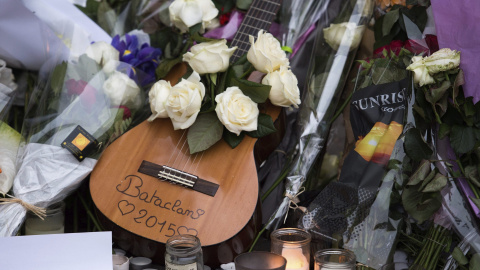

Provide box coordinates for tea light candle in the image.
[112,254,129,270]
[282,248,309,270]
[270,228,311,270]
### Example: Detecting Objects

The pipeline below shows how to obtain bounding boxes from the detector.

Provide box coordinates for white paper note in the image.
[0,232,113,270]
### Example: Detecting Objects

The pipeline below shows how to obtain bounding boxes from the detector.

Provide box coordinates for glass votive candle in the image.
[24,201,65,235]
[314,249,356,270]
[271,228,311,270]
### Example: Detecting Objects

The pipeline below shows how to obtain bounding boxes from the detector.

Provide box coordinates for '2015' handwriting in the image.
[117,200,198,238]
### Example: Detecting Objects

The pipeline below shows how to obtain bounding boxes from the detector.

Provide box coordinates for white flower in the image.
[407,56,435,86]
[323,22,365,51]
[424,48,460,74]
[215,86,259,135]
[147,80,172,121]
[169,0,219,33]
[262,66,301,108]
[85,41,119,66]
[165,71,205,130]
[0,60,17,93]
[103,71,142,108]
[247,30,289,73]
[183,39,236,74]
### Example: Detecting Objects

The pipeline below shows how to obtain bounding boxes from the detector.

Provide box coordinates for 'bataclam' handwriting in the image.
[116,175,205,220]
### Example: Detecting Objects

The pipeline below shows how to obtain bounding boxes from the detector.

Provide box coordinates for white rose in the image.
[165,71,205,130]
[85,41,119,66]
[103,71,142,108]
[407,56,435,86]
[262,66,301,108]
[247,30,289,73]
[183,39,236,74]
[323,22,365,51]
[215,86,259,135]
[169,0,219,33]
[147,80,172,121]
[424,48,460,74]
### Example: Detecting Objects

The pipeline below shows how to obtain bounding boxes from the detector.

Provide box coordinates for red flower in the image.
[65,79,97,109]
[117,105,131,120]
[404,35,438,55]
[373,40,405,56]
[219,12,231,25]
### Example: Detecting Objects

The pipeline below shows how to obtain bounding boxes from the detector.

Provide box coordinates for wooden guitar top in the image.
[90,64,281,246]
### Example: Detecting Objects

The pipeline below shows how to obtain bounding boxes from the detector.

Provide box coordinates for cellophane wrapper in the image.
[0,35,151,236]
[260,0,373,229]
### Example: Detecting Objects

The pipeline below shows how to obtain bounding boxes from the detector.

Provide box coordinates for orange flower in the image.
[376,0,407,10]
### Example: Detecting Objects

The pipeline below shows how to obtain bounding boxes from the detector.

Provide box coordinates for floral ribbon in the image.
[0,194,47,220]
[284,186,308,223]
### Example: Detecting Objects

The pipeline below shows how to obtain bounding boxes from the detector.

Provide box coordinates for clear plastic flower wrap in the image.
[298,46,413,267]
[0,82,21,196]
[258,0,374,232]
[0,39,153,236]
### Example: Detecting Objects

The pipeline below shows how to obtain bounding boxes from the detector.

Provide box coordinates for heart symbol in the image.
[118,200,135,215]
[177,226,198,236]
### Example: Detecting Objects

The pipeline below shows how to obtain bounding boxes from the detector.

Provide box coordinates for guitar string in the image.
[232,0,259,59]
[188,0,267,177]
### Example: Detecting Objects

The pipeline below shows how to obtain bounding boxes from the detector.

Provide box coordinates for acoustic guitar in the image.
[89,0,282,266]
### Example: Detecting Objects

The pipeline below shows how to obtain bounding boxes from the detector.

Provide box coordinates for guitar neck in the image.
[230,0,282,63]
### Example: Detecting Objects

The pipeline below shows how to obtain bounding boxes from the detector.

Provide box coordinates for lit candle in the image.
[282,248,309,270]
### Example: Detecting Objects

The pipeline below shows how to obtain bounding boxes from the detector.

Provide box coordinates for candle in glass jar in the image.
[282,248,309,270]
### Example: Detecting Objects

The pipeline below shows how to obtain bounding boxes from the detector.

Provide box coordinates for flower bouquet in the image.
[255,0,374,234]
[0,32,160,236]
[0,67,21,196]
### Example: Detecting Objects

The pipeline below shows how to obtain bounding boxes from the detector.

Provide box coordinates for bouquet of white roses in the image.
[148,27,301,153]
[0,33,159,236]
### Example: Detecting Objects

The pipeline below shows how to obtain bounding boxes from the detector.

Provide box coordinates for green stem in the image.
[329,90,354,126]
[248,224,267,252]
[261,163,292,201]
[240,65,255,80]
[78,193,102,232]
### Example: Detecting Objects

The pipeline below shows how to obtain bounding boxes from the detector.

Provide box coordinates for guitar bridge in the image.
[138,160,219,197]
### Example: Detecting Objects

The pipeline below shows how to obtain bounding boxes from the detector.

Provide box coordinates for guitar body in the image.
[90,63,282,266]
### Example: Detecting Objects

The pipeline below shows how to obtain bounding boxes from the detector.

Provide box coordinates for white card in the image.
[0,232,113,270]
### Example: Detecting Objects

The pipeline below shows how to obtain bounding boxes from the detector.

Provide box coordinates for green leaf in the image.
[407,160,431,186]
[97,1,116,34]
[246,113,276,138]
[382,9,400,36]
[464,96,476,117]
[439,123,451,139]
[187,112,223,154]
[230,77,271,103]
[188,23,203,36]
[452,247,469,265]
[425,80,450,104]
[470,196,480,209]
[404,128,433,161]
[402,184,442,223]
[223,129,244,149]
[465,165,480,188]
[450,125,476,154]
[68,55,101,82]
[470,253,480,270]
[422,173,447,192]
[50,62,68,96]
[453,69,465,100]
[419,169,436,191]
[236,0,253,10]
[156,57,182,79]
[387,159,402,170]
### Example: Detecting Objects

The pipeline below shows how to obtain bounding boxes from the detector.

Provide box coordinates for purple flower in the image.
[111,34,162,86]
